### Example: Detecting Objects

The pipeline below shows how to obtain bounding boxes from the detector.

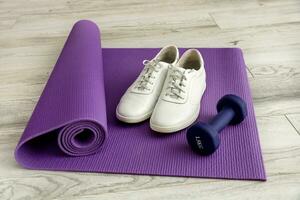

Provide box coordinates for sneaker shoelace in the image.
[135,59,162,91]
[165,69,192,99]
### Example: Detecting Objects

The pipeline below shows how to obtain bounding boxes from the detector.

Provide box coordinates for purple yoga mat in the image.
[15,20,266,180]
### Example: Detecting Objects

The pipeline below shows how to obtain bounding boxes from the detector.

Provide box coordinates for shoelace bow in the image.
[166,69,192,99]
[135,59,162,91]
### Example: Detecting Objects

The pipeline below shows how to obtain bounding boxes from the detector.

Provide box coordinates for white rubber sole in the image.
[116,106,152,123]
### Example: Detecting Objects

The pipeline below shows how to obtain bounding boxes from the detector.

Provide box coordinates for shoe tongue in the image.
[157,61,170,67]
[173,65,188,73]
[173,65,185,72]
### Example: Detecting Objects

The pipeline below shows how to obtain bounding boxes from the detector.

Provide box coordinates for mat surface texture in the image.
[15,20,266,180]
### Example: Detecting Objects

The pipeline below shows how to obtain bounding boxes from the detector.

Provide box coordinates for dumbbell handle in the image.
[209,107,235,133]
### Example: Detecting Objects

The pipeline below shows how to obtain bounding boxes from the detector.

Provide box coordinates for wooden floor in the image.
[0,0,299,199]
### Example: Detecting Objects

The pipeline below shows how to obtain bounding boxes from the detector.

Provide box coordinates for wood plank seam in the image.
[285,114,300,136]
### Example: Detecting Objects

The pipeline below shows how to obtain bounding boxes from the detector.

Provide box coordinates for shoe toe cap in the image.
[150,102,199,132]
[151,110,178,127]
[116,94,154,120]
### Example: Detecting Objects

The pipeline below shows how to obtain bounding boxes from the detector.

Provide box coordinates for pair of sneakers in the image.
[116,46,206,133]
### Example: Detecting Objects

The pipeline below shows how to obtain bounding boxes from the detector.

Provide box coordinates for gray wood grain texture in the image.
[0,0,299,199]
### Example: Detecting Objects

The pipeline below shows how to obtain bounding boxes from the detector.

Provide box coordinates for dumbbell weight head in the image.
[187,122,220,155]
[186,94,247,155]
[216,94,247,125]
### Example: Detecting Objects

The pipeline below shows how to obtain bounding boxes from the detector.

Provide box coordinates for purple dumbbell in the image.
[186,94,247,155]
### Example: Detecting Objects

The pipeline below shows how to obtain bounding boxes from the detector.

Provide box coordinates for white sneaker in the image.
[116,45,179,123]
[150,49,206,133]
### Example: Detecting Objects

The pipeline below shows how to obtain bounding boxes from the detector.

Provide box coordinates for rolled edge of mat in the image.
[15,20,108,166]
[58,120,106,156]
